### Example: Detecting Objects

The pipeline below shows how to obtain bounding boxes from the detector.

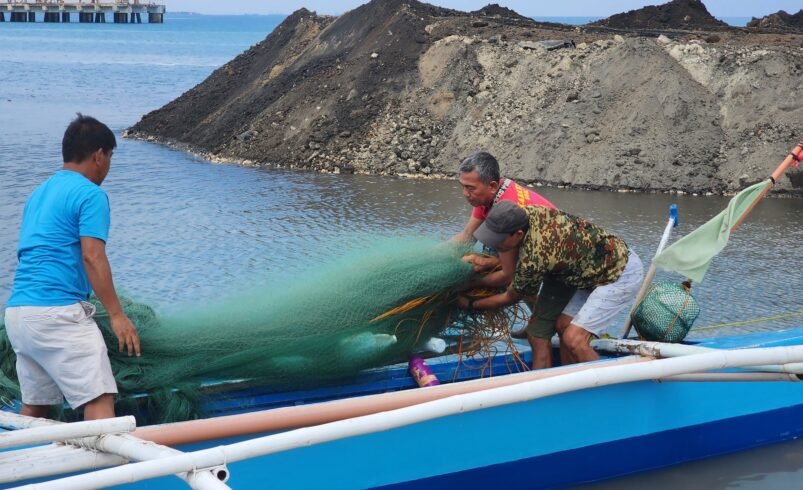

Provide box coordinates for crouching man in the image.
[457,201,643,368]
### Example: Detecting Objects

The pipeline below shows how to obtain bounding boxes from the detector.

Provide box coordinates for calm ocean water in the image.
[0,12,801,487]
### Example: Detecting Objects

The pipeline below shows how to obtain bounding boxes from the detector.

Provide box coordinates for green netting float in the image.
[631,281,700,343]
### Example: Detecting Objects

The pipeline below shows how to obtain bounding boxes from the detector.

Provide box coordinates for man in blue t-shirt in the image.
[4,114,140,421]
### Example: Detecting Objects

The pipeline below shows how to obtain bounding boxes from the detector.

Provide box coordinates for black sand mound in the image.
[471,4,531,21]
[590,0,729,30]
[130,0,446,156]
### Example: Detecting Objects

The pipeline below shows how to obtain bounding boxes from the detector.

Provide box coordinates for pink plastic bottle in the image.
[408,355,440,387]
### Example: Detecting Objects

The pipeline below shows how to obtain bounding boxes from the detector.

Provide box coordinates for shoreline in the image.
[123,130,800,199]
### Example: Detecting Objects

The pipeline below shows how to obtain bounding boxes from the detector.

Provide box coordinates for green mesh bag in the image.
[632,281,700,343]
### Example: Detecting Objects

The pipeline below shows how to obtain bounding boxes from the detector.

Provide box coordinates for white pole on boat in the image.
[593,337,708,358]
[18,344,803,490]
[620,204,679,339]
[0,416,135,450]
[1,445,127,483]
[593,338,803,374]
[661,372,800,382]
[0,412,229,490]
[81,433,231,486]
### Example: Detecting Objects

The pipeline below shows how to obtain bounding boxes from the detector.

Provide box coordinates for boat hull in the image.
[8,328,803,489]
[117,377,803,489]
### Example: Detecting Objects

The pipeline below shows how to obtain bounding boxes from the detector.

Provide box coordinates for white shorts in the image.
[563,250,644,337]
[4,302,118,409]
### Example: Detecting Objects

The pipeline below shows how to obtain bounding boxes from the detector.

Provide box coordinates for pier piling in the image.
[0,2,164,25]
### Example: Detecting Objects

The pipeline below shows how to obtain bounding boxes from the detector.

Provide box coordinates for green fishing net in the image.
[632,281,700,343]
[0,238,476,423]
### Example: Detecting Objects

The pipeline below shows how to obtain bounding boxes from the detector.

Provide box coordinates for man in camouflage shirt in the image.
[457,201,643,367]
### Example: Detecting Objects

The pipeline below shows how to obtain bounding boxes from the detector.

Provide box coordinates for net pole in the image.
[732,140,803,231]
[620,140,802,339]
[619,205,678,339]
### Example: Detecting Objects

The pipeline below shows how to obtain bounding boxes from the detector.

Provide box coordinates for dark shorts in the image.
[525,276,578,339]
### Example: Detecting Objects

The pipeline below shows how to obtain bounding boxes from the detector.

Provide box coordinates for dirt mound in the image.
[471,4,531,21]
[590,0,729,31]
[129,0,451,166]
[747,10,803,31]
[128,0,803,195]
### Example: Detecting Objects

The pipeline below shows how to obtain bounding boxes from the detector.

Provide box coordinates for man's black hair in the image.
[62,114,116,163]
[458,152,501,184]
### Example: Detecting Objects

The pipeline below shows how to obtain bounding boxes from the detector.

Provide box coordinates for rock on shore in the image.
[128,0,803,194]
[747,10,803,32]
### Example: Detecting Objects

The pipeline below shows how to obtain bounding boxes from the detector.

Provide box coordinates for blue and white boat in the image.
[4,326,803,489]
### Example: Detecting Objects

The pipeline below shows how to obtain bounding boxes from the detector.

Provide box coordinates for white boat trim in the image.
[0,416,135,449]
[593,338,803,374]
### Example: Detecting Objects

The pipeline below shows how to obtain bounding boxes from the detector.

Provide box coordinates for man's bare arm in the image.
[81,237,141,356]
[451,216,483,243]
[461,248,518,289]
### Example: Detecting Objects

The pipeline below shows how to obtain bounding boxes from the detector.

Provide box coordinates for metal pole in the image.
[619,204,678,338]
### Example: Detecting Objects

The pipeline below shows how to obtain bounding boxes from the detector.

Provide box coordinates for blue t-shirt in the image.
[7,170,110,307]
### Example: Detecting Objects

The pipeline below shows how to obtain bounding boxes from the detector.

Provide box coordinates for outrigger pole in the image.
[0,412,229,489]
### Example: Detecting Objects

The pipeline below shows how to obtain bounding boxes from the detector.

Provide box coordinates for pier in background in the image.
[0,1,166,24]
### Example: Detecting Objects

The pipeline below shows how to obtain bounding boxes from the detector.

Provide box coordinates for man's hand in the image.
[455,294,472,310]
[463,254,501,273]
[110,314,141,357]
[81,236,141,357]
[459,287,522,312]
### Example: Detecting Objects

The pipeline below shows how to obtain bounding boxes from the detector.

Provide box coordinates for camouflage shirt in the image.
[511,206,629,296]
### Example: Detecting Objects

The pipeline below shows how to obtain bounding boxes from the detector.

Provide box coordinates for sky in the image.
[164,1,803,18]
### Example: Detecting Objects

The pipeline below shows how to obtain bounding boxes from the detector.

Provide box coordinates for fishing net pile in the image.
[0,238,481,423]
[631,281,700,342]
